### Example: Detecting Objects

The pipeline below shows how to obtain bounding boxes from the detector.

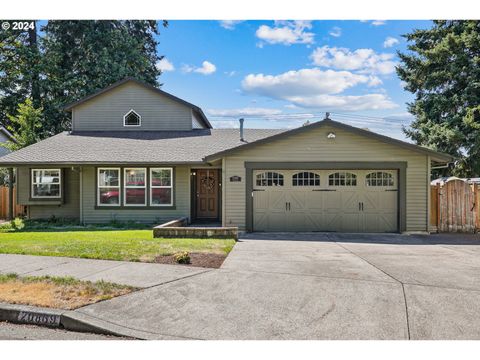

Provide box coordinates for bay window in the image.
[150,168,173,206]
[31,169,61,198]
[98,168,120,206]
[124,168,146,206]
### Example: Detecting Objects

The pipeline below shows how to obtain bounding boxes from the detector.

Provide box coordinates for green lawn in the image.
[0,229,235,262]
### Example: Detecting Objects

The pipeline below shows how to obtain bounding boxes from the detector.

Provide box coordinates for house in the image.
[0,125,15,157]
[0,78,454,233]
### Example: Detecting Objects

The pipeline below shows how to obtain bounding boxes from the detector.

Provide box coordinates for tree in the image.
[40,20,164,136]
[0,20,42,130]
[397,20,480,176]
[1,98,42,152]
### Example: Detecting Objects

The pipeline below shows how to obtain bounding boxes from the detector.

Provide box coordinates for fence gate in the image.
[438,179,476,233]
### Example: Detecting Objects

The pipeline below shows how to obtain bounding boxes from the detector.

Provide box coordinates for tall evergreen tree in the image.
[0,20,42,130]
[397,20,480,176]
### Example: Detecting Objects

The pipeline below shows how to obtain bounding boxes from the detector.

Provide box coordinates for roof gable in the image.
[63,77,212,129]
[204,118,454,163]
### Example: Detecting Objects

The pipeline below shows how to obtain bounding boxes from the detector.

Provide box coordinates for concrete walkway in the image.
[2,232,480,339]
[0,254,207,287]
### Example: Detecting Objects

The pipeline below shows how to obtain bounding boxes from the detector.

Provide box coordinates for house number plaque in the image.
[229,176,242,182]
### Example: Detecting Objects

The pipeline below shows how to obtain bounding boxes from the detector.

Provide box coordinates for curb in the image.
[0,302,148,339]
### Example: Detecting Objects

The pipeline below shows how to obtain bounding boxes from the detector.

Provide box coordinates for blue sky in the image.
[155,20,433,141]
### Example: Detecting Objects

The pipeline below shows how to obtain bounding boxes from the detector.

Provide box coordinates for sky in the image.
[154,20,433,141]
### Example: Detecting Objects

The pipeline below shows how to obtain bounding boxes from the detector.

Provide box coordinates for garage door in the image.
[253,169,398,232]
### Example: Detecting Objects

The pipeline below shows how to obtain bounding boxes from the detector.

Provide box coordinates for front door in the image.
[196,169,219,219]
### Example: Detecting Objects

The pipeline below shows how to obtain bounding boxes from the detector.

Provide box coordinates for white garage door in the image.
[253,169,398,232]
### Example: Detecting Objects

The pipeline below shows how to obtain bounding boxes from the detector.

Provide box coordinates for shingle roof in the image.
[0,129,286,165]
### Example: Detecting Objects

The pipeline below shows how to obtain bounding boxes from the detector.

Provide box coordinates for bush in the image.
[173,251,191,264]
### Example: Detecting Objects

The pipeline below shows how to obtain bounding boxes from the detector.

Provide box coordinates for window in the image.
[31,169,61,198]
[150,168,173,206]
[98,168,120,206]
[123,110,141,127]
[124,168,146,206]
[328,172,357,186]
[366,172,394,187]
[292,172,320,186]
[256,172,284,186]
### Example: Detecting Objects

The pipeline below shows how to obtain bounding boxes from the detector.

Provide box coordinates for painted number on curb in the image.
[17,311,61,326]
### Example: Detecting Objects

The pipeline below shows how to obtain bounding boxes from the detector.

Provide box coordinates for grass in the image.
[0,273,137,309]
[0,229,235,262]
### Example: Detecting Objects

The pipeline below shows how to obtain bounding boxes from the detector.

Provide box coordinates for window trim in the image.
[123,109,141,127]
[97,167,121,207]
[255,171,284,187]
[365,171,395,187]
[150,168,173,207]
[123,168,147,206]
[328,171,357,187]
[31,168,62,199]
[292,171,320,187]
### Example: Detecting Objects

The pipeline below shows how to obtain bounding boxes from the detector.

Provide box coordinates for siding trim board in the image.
[244,161,407,233]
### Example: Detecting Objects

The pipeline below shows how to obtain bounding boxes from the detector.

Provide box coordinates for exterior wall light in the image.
[327,132,336,139]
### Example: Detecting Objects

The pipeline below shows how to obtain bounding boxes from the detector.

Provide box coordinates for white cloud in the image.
[242,68,369,97]
[329,26,342,38]
[367,75,383,87]
[156,58,175,72]
[224,70,236,77]
[208,107,282,117]
[219,20,243,30]
[211,120,239,128]
[285,94,397,111]
[255,20,314,46]
[372,20,386,26]
[182,61,217,75]
[310,45,396,75]
[383,36,399,48]
[241,67,397,111]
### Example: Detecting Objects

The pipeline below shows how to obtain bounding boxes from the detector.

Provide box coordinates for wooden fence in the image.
[0,186,25,219]
[430,180,479,233]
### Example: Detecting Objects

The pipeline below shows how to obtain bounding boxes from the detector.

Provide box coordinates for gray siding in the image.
[17,167,80,219]
[222,124,430,232]
[73,82,193,132]
[80,166,191,224]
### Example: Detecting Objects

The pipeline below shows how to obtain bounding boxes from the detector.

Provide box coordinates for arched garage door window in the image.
[366,172,394,187]
[292,172,320,186]
[328,172,357,186]
[256,172,284,186]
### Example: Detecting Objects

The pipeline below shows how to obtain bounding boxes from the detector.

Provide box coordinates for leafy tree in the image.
[397,20,480,176]
[1,98,42,151]
[0,20,42,130]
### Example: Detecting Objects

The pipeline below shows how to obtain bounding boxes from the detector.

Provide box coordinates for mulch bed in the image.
[154,252,227,268]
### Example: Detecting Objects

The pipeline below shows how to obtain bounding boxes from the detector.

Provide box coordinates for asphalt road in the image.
[0,321,124,340]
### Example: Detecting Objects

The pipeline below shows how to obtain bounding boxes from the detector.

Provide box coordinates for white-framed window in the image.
[256,172,284,186]
[328,172,357,186]
[31,169,61,198]
[98,168,120,206]
[123,109,141,127]
[150,168,173,206]
[124,168,146,206]
[366,172,395,187]
[292,172,320,186]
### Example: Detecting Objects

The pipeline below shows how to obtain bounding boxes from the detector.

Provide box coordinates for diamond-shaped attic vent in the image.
[124,110,141,126]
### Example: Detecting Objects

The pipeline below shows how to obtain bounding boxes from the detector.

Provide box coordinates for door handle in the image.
[286,202,288,211]
[359,202,361,211]
[288,202,291,211]
[361,202,364,211]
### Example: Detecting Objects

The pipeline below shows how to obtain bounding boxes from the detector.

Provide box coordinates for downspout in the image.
[79,167,83,225]
[8,167,14,220]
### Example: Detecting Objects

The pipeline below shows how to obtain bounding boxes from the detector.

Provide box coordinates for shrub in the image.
[173,251,191,264]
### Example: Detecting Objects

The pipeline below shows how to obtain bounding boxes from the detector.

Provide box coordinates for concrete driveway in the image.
[77,232,480,340]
